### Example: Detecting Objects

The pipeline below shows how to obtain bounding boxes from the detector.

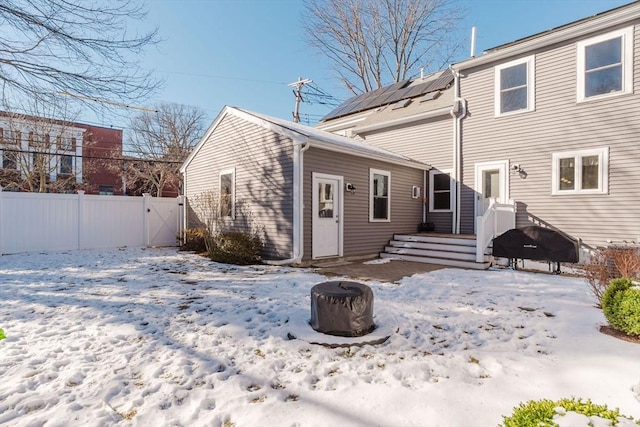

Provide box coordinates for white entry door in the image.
[474,160,508,217]
[312,173,343,258]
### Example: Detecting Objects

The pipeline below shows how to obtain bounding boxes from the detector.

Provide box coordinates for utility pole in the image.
[288,77,312,123]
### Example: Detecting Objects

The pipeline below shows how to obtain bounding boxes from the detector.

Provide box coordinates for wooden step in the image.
[380,253,491,270]
[382,233,492,270]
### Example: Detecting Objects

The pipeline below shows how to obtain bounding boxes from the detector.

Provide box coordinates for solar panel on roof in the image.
[426,69,454,92]
[321,78,424,121]
[403,81,434,98]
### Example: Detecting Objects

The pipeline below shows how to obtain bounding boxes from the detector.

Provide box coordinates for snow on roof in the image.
[235,107,429,169]
[181,106,429,173]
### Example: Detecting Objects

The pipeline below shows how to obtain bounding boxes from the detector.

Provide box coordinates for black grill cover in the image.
[310,281,374,337]
[492,226,579,263]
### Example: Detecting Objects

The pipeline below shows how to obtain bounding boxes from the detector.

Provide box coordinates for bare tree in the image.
[0,0,160,110]
[0,99,90,193]
[303,0,464,94]
[123,103,205,197]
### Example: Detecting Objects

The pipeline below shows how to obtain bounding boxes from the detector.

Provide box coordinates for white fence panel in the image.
[1,192,81,254]
[0,190,181,255]
[82,195,145,249]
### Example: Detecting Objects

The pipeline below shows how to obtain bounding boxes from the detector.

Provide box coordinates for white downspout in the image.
[266,138,310,265]
[449,65,467,235]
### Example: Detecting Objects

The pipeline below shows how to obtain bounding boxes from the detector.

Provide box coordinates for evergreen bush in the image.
[207,231,263,265]
[602,278,640,337]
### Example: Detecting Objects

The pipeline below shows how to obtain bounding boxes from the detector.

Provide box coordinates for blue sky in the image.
[83,0,632,129]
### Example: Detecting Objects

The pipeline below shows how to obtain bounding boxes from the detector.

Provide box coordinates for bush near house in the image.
[602,278,640,337]
[180,228,207,253]
[583,246,640,307]
[206,231,263,266]
[500,397,637,427]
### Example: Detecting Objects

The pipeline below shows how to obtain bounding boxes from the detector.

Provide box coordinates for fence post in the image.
[177,195,185,246]
[77,190,85,250]
[0,186,3,255]
[143,193,150,247]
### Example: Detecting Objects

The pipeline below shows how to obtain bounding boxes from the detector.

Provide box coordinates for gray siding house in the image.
[317,1,640,263]
[316,69,458,235]
[180,106,427,262]
[451,1,640,252]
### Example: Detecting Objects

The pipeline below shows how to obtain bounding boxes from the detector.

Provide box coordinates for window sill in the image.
[494,107,535,118]
[577,90,632,104]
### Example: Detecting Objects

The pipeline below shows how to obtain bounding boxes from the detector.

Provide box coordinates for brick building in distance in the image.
[0,112,123,194]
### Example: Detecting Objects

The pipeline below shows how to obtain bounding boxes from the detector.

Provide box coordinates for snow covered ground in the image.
[0,247,638,427]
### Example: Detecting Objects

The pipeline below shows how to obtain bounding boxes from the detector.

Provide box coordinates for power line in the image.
[0,147,184,165]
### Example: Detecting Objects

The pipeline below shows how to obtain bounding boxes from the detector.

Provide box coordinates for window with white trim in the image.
[577,27,633,101]
[59,155,73,174]
[2,150,17,170]
[369,168,390,222]
[219,168,235,218]
[551,148,608,195]
[495,56,535,116]
[429,169,453,212]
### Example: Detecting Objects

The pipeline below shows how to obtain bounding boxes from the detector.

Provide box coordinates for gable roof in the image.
[180,106,429,173]
[453,0,640,70]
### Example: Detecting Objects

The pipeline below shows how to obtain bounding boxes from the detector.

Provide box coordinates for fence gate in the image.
[146,195,181,247]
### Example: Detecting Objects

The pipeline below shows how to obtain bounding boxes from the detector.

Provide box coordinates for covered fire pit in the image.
[310,281,374,337]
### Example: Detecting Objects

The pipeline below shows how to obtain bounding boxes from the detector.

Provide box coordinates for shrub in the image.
[207,231,263,265]
[180,228,208,253]
[602,278,640,337]
[500,397,636,427]
[0,328,5,340]
[583,246,640,307]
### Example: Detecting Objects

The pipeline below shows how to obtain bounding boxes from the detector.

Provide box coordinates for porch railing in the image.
[476,198,516,263]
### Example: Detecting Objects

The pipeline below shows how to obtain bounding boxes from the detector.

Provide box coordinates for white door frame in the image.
[474,160,509,219]
[311,172,344,259]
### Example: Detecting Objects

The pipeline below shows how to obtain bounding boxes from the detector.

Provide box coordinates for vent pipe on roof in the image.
[470,26,477,57]
[420,67,424,79]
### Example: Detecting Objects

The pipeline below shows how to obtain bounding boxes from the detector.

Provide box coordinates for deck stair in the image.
[381,233,492,270]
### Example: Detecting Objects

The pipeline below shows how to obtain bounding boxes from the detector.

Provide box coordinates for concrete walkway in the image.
[312,259,445,283]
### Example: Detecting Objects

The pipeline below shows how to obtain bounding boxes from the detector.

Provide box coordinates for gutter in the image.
[353,107,452,135]
[449,65,467,235]
[265,138,310,265]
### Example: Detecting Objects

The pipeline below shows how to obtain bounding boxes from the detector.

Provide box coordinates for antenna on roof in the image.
[470,26,477,57]
[288,77,312,123]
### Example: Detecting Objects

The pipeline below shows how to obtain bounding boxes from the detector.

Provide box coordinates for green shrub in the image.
[180,228,208,253]
[0,328,5,340]
[500,397,636,427]
[207,231,263,265]
[602,278,640,336]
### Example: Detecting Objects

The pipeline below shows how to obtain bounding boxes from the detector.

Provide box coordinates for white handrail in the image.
[476,199,516,262]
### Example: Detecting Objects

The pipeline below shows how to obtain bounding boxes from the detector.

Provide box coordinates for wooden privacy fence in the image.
[0,190,184,255]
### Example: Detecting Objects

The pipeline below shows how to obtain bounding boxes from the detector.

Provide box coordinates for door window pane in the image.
[373,173,389,220]
[483,170,500,198]
[318,182,334,218]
